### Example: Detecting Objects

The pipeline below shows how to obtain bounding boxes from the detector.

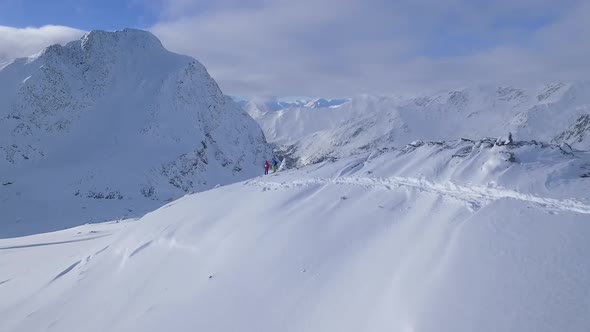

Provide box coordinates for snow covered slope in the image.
[0,29,271,238]
[240,97,348,117]
[2,140,589,332]
[250,83,590,166]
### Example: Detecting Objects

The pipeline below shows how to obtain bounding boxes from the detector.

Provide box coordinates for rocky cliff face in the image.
[0,29,271,237]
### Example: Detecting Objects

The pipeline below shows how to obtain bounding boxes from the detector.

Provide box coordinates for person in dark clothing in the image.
[264,160,270,175]
[271,159,278,173]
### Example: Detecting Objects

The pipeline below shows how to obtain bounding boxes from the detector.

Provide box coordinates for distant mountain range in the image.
[235,97,349,113]
[243,83,590,166]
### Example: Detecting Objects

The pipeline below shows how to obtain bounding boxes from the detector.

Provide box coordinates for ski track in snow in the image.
[250,176,590,215]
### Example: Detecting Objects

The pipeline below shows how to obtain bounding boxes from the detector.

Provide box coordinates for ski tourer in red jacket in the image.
[264,160,270,175]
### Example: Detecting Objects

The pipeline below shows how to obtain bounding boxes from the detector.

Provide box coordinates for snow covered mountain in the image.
[237,98,307,113]
[2,139,589,332]
[303,97,349,108]
[240,96,349,117]
[0,29,271,238]
[250,83,590,166]
[2,29,590,332]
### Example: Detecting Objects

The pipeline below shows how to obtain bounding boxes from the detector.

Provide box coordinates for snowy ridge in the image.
[248,83,590,166]
[0,29,271,237]
[303,98,349,108]
[241,97,349,115]
[255,137,590,205]
[1,137,589,332]
[250,176,590,214]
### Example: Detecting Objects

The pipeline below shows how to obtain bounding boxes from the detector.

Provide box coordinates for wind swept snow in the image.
[251,175,590,214]
[1,140,589,332]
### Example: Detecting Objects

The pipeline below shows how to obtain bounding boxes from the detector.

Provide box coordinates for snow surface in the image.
[0,29,271,237]
[246,83,590,165]
[2,28,590,332]
[1,140,590,332]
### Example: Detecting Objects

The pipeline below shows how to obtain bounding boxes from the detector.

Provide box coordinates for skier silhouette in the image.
[271,159,278,173]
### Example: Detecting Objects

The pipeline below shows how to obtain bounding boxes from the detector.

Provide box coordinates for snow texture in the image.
[246,83,590,166]
[1,28,590,332]
[0,29,271,237]
[1,141,589,332]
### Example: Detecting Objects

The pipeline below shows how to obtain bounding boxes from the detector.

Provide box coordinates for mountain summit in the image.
[0,29,271,237]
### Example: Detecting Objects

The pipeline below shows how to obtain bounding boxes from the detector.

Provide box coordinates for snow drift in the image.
[0,29,271,237]
[1,139,589,332]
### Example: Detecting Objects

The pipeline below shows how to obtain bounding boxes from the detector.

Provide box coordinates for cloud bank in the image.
[0,25,85,62]
[148,0,589,97]
[1,0,588,97]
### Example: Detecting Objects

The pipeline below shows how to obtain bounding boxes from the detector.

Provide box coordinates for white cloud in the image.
[1,1,588,97]
[148,0,590,97]
[0,25,85,62]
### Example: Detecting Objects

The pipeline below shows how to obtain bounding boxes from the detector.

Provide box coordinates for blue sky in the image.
[0,0,588,97]
[0,0,156,30]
